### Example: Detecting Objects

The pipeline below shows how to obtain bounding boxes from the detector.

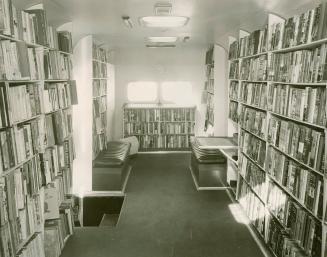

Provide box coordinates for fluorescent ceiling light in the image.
[147,36,178,43]
[140,16,189,28]
[146,44,176,48]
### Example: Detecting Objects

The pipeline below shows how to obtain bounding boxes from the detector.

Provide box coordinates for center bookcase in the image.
[123,104,196,151]
[228,4,327,257]
[0,2,77,257]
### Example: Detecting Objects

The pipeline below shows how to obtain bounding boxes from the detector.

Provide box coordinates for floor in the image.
[61,153,265,257]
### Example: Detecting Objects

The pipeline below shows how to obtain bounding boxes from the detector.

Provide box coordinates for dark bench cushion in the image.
[93,141,131,168]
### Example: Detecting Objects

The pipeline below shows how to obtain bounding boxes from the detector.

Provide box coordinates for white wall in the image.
[113,47,208,140]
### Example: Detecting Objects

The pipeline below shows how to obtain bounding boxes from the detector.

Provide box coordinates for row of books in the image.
[1,1,73,52]
[238,179,266,236]
[124,108,195,122]
[93,97,107,116]
[44,50,72,80]
[0,86,9,127]
[229,60,239,79]
[0,121,40,171]
[93,112,106,135]
[43,82,73,113]
[268,84,326,126]
[266,146,323,218]
[240,55,267,81]
[239,82,267,109]
[267,182,322,256]
[93,43,110,63]
[93,61,107,78]
[268,3,327,51]
[133,135,192,149]
[0,42,72,82]
[205,93,214,125]
[8,83,42,123]
[44,110,72,148]
[17,233,45,257]
[0,40,43,80]
[229,81,238,100]
[268,44,327,83]
[240,130,266,168]
[267,215,314,257]
[228,101,238,123]
[0,165,43,255]
[93,79,107,97]
[268,116,325,172]
[240,154,267,200]
[239,27,268,58]
[124,122,195,135]
[239,106,267,139]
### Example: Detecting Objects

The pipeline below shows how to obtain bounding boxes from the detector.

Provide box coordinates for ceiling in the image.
[15,0,320,51]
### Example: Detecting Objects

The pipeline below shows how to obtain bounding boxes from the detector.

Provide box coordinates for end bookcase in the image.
[0,2,77,257]
[228,4,327,257]
[123,103,196,151]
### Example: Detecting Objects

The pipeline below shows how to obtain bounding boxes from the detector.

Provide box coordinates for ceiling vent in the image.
[154,2,172,15]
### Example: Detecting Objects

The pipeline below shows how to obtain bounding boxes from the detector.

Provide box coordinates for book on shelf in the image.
[240,130,266,167]
[24,9,49,46]
[267,181,322,256]
[228,41,238,60]
[238,179,266,236]
[240,54,267,81]
[268,3,327,51]
[57,31,73,54]
[229,60,239,79]
[44,50,72,80]
[268,84,326,127]
[93,43,109,63]
[238,27,267,57]
[229,80,238,100]
[93,79,107,97]
[16,233,45,257]
[240,154,267,200]
[268,44,327,83]
[268,116,325,172]
[239,82,267,109]
[228,101,238,123]
[239,105,267,138]
[0,85,10,128]
[8,83,42,123]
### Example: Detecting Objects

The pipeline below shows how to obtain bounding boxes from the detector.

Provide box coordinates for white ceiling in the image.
[16,0,321,50]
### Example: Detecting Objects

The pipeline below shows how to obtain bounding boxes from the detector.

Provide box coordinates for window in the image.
[161,81,192,104]
[127,81,158,102]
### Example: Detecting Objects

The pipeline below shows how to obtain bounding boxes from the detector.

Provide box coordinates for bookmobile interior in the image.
[0,0,327,257]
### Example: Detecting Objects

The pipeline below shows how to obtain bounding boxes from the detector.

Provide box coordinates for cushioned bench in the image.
[190,139,227,188]
[92,141,131,191]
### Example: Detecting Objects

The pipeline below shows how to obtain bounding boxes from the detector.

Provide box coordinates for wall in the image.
[113,46,208,140]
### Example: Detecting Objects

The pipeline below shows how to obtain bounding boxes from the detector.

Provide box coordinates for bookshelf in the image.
[204,46,214,132]
[228,4,327,257]
[92,43,110,160]
[0,2,76,257]
[123,104,196,151]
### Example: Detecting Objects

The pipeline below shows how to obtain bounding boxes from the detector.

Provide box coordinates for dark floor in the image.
[61,153,265,257]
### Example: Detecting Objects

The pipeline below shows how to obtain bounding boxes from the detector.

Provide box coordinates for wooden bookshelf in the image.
[123,104,196,151]
[0,2,76,257]
[228,4,327,257]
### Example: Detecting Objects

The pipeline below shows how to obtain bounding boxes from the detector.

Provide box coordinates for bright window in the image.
[127,81,158,102]
[161,81,193,104]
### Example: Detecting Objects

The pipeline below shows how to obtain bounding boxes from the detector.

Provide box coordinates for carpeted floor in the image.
[61,153,265,257]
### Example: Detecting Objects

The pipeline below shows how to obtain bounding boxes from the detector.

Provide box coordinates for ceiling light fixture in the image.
[146,44,176,48]
[147,36,178,43]
[122,16,133,28]
[140,16,189,28]
[154,2,172,15]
